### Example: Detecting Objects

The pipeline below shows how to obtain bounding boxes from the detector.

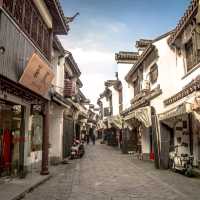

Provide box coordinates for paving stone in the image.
[22,142,200,200]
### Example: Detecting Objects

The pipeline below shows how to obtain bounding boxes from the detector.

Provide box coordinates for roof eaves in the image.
[65,51,81,77]
[53,36,65,55]
[125,45,154,82]
[168,0,198,46]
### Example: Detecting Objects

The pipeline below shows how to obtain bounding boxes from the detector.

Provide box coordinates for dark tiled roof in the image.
[115,51,139,64]
[104,80,122,90]
[44,0,69,34]
[135,39,153,49]
[168,0,198,46]
[125,45,154,82]
[53,36,65,55]
[65,51,81,77]
[125,31,173,82]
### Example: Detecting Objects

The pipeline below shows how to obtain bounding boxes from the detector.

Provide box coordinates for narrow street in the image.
[23,142,200,200]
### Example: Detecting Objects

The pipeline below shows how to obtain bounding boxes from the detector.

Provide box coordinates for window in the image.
[150,64,158,84]
[2,0,51,60]
[104,107,111,117]
[185,39,194,72]
[133,78,140,96]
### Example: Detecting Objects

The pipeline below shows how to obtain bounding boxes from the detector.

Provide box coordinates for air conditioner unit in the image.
[142,80,150,91]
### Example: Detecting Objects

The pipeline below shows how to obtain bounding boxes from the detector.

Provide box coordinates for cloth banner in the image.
[108,115,123,129]
[124,106,151,128]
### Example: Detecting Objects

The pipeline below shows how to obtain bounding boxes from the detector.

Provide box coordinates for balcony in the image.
[130,85,162,110]
[2,0,51,60]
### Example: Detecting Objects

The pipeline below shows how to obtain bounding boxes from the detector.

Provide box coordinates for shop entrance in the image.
[0,100,25,177]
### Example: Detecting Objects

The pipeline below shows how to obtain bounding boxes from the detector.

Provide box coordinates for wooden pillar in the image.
[189,113,193,155]
[151,106,160,169]
[49,29,53,62]
[19,106,25,178]
[41,102,50,175]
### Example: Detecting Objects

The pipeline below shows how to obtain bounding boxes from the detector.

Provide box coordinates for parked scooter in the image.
[70,139,85,159]
[169,144,194,176]
[79,141,85,158]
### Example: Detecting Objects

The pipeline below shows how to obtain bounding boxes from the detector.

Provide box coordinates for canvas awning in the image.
[97,120,107,130]
[124,106,152,128]
[108,115,123,129]
[158,102,192,121]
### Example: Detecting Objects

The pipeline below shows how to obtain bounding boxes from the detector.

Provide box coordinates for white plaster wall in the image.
[174,115,190,155]
[149,36,200,114]
[49,103,64,159]
[110,86,119,116]
[51,50,59,87]
[117,64,134,109]
[55,57,65,95]
[141,127,150,154]
[102,96,110,120]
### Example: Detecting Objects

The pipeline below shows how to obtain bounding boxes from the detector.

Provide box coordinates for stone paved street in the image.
[23,142,200,200]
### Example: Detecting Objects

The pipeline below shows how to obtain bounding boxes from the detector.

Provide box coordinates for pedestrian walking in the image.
[91,127,96,145]
[91,133,96,145]
[86,133,90,144]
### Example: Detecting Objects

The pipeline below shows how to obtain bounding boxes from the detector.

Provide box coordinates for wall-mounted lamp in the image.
[0,46,5,55]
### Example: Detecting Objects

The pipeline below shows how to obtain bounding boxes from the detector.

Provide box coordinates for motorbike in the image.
[169,144,194,176]
[70,140,85,159]
[79,141,85,158]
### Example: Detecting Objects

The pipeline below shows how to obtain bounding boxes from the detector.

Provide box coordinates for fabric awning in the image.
[97,120,107,130]
[158,102,192,121]
[124,106,152,128]
[108,115,123,129]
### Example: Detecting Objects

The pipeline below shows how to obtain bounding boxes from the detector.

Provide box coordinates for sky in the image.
[59,0,190,106]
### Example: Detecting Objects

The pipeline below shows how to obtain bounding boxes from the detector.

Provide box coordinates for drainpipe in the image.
[41,102,50,175]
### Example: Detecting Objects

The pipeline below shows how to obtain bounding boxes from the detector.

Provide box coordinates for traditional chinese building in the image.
[0,0,68,177]
[157,0,200,169]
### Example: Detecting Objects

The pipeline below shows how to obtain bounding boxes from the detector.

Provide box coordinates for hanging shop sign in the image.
[19,53,54,96]
[63,79,77,97]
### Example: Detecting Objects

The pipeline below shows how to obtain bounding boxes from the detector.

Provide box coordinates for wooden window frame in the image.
[2,0,51,61]
[185,39,195,72]
[150,63,158,84]
[133,78,140,97]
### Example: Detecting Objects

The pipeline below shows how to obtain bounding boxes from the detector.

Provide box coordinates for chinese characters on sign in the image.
[19,53,54,96]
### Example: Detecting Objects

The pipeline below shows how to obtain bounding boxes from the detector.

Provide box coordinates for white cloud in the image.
[59,20,127,105]
[69,48,116,104]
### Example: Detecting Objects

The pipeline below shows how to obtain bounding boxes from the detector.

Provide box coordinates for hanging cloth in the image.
[2,129,12,169]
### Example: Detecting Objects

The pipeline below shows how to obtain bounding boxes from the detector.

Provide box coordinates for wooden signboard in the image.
[19,53,54,96]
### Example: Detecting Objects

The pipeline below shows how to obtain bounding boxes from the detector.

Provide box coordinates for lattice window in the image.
[133,78,140,96]
[3,0,13,14]
[14,0,24,24]
[31,10,38,44]
[43,27,50,57]
[150,64,158,84]
[24,0,32,34]
[2,0,51,60]
[185,39,194,72]
[38,20,43,47]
